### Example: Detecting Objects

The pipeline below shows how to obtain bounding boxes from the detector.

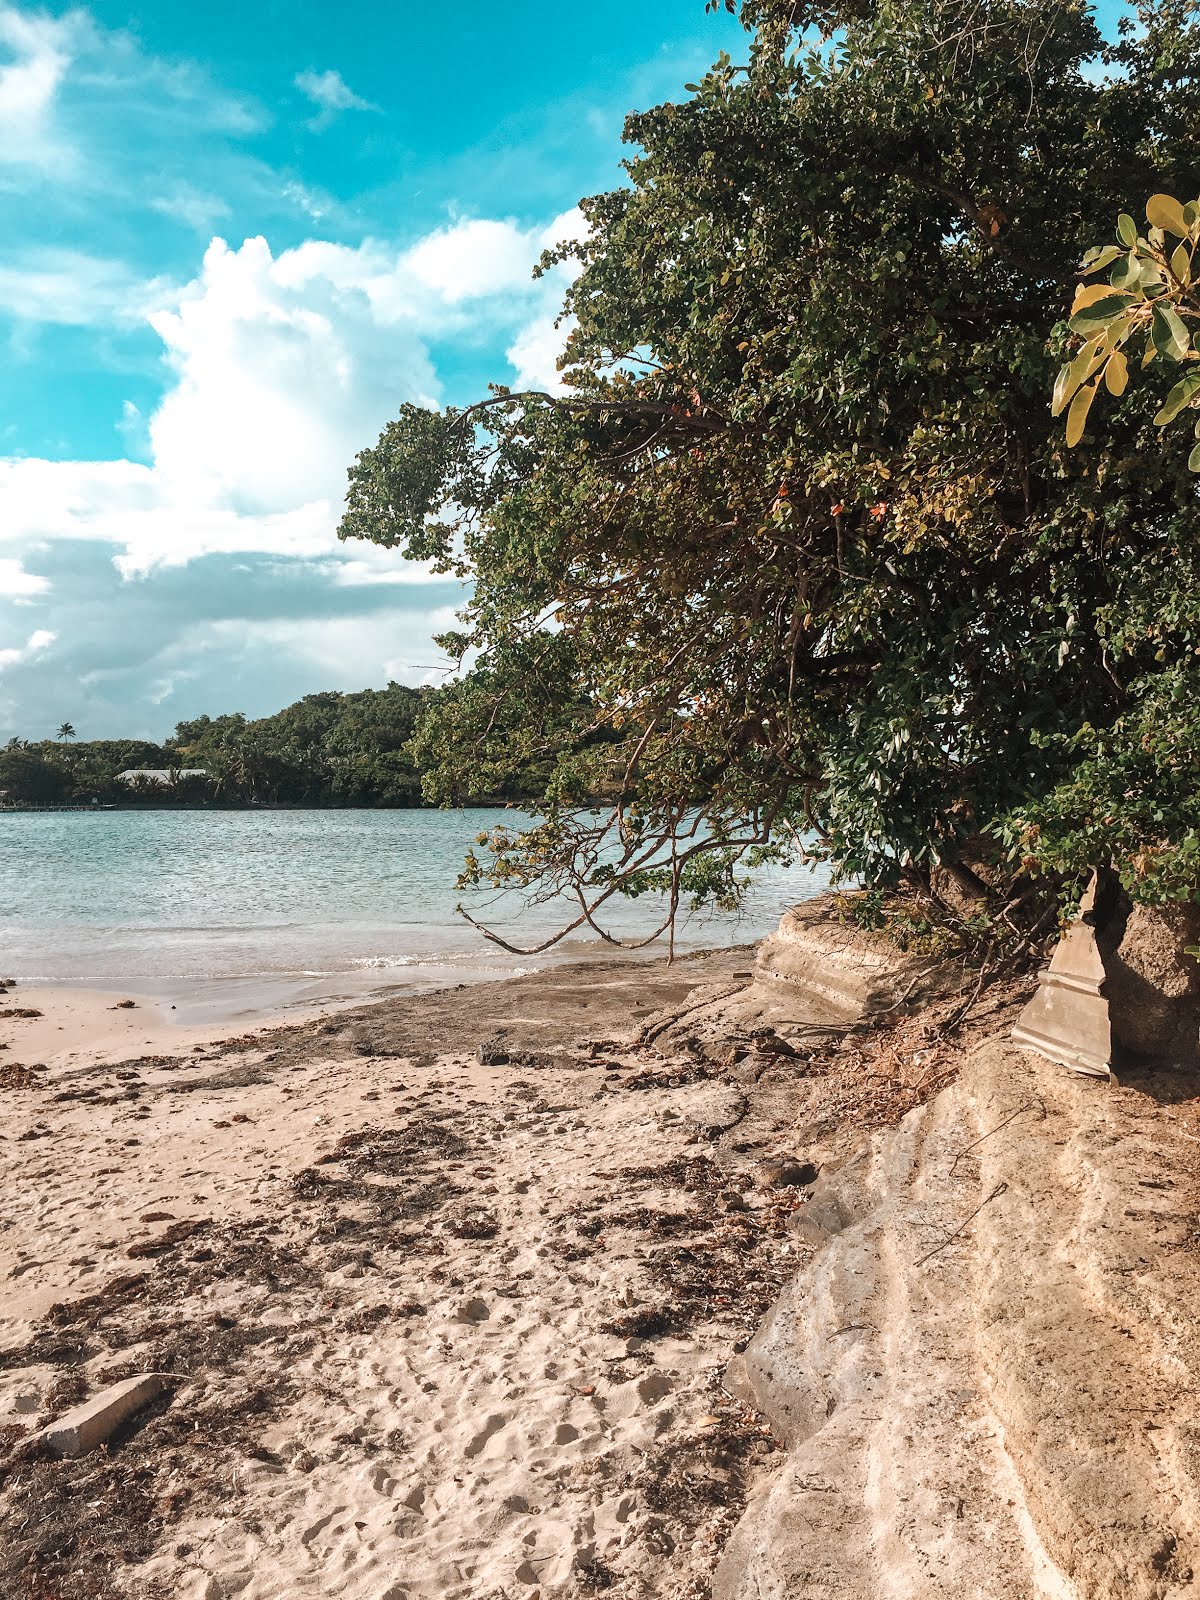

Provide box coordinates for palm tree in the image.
[56,723,76,742]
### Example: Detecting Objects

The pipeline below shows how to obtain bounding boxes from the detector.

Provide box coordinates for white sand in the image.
[0,962,793,1599]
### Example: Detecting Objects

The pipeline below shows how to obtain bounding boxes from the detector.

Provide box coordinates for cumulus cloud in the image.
[0,625,54,670]
[0,557,49,597]
[0,540,463,736]
[146,234,440,516]
[507,311,576,391]
[404,219,547,305]
[0,210,584,580]
[502,208,586,389]
[0,201,587,730]
[295,68,377,130]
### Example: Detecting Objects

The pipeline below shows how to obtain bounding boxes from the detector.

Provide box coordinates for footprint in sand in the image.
[300,1508,344,1548]
[636,1372,672,1405]
[367,1464,399,1497]
[463,1413,507,1459]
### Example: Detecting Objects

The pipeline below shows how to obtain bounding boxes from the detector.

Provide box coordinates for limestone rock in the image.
[754,1155,819,1191]
[754,900,964,1025]
[1098,899,1200,1067]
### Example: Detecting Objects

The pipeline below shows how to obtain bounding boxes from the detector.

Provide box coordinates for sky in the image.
[0,1,1131,741]
[0,0,745,739]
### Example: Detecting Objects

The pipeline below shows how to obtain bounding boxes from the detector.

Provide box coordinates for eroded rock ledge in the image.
[714,1035,1200,1599]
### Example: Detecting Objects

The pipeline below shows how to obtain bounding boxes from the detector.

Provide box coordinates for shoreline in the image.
[7,934,760,1036]
[11,969,502,1040]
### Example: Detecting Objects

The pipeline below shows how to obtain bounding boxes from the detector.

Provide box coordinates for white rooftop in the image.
[116,768,208,783]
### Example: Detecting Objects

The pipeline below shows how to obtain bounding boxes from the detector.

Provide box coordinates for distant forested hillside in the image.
[0,683,544,808]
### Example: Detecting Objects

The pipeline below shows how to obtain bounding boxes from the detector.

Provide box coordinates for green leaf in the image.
[1153,370,1200,426]
[1065,381,1097,447]
[1104,349,1129,396]
[1152,303,1191,360]
[1111,251,1141,291]
[1185,201,1200,231]
[1170,242,1193,283]
[1117,213,1139,248]
[1147,193,1189,237]
[1081,245,1123,274]
[1189,442,1200,472]
[1068,296,1133,335]
[1074,282,1131,311]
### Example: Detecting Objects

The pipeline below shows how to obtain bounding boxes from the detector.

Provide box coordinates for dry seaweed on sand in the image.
[0,1383,289,1600]
[0,1061,45,1090]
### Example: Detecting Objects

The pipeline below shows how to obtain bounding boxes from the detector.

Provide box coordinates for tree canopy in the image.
[341,0,1200,946]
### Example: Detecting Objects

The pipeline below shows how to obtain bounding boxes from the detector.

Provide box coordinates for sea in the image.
[0,808,829,1023]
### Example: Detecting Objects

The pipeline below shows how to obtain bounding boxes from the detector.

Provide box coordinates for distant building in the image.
[116,768,208,784]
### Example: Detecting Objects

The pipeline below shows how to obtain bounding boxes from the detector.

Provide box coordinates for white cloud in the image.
[502,207,587,389]
[0,3,262,184]
[295,67,377,130]
[282,179,334,222]
[326,549,449,587]
[0,247,168,325]
[0,3,80,171]
[507,311,576,391]
[403,206,586,306]
[0,212,583,577]
[150,182,232,232]
[0,625,54,669]
[0,556,48,596]
[404,219,545,304]
[146,234,441,515]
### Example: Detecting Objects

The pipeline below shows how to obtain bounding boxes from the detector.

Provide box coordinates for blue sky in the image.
[0,0,1128,739]
[0,0,743,737]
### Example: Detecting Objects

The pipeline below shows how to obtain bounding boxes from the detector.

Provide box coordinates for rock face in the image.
[715,1039,1200,1600]
[1097,898,1200,1068]
[752,899,964,1024]
[636,895,965,1062]
[1013,880,1200,1077]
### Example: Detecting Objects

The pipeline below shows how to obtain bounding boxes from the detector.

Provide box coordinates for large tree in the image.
[341,0,1200,949]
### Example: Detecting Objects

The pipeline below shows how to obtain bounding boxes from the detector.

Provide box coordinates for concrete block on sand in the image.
[37,1374,168,1458]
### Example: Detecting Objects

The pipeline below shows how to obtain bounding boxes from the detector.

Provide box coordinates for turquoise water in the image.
[1,809,827,998]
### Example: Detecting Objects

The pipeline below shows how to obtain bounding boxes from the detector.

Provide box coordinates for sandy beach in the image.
[1,947,805,1599]
[5,934,1200,1600]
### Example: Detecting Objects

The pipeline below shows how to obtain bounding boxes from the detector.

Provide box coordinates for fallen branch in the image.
[948,1100,1046,1177]
[913,1181,1009,1268]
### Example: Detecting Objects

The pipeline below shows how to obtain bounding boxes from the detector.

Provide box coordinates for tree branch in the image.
[889,168,1067,283]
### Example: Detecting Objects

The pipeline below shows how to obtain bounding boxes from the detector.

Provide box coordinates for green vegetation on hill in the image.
[0,683,542,808]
